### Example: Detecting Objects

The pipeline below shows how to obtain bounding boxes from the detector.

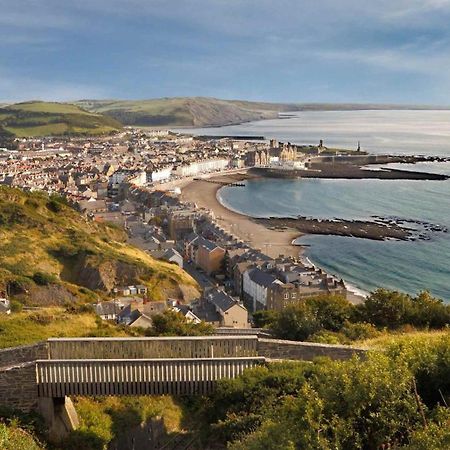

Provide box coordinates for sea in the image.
[180,111,450,301]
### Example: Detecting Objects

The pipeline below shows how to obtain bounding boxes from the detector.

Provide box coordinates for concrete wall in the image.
[257,338,367,361]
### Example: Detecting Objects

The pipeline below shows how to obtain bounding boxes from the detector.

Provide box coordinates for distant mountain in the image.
[0,101,122,137]
[75,97,450,128]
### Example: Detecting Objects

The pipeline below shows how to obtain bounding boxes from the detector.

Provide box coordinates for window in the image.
[284,293,289,299]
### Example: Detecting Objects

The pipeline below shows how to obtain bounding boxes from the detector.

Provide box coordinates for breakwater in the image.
[251,165,448,180]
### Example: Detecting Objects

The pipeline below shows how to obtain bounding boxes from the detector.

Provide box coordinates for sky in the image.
[2,0,450,104]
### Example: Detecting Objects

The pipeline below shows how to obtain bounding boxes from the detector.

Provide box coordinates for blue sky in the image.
[2,0,450,104]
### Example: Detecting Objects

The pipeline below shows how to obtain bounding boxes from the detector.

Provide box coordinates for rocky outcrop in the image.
[62,255,151,292]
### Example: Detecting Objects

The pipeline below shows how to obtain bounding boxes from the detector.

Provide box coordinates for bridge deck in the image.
[36,357,266,397]
[47,336,259,360]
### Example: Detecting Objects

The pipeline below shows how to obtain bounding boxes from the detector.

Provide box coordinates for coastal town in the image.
[0,129,359,327]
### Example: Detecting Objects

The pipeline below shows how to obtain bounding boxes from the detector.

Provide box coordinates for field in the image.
[0,101,122,137]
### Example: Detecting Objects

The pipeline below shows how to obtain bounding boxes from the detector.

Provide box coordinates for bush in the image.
[341,321,380,341]
[31,272,56,286]
[271,295,352,341]
[199,338,450,449]
[147,309,214,336]
[0,422,43,450]
[252,310,278,328]
[28,312,54,325]
[9,300,23,313]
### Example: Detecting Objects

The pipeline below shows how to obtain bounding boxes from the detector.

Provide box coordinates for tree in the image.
[354,288,411,329]
[271,295,353,341]
[252,310,278,328]
[147,309,213,336]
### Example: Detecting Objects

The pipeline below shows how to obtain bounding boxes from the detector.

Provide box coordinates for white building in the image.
[127,171,147,187]
[149,165,173,183]
[174,159,230,178]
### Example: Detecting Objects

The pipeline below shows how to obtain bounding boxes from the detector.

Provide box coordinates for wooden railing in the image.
[36,357,265,397]
[47,336,259,360]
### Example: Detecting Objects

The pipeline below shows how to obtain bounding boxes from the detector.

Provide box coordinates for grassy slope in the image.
[76,97,450,128]
[356,328,450,350]
[76,97,280,127]
[0,101,122,137]
[0,187,198,305]
[0,308,130,348]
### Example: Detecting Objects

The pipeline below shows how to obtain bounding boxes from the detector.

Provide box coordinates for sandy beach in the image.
[179,172,303,259]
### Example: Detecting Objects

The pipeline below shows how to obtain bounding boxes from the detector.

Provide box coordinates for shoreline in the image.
[179,172,368,302]
[179,171,304,259]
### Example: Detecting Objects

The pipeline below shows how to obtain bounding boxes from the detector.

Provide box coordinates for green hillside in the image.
[0,187,199,306]
[0,101,122,137]
[76,97,284,127]
[75,97,450,128]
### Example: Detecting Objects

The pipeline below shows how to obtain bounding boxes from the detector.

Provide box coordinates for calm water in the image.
[186,111,450,301]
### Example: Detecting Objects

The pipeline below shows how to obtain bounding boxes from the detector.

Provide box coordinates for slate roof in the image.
[206,289,243,312]
[95,301,119,316]
[247,268,278,288]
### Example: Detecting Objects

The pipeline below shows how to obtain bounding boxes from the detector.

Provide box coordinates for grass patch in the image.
[0,308,129,348]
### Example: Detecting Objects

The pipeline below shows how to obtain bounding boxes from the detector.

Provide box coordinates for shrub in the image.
[147,310,214,336]
[341,321,380,341]
[46,199,62,213]
[29,312,54,325]
[31,272,56,286]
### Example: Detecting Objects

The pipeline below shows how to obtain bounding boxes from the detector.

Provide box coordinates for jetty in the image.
[193,178,245,187]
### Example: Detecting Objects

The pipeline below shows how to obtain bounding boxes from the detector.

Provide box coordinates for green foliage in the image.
[63,396,184,450]
[32,272,57,286]
[198,337,450,449]
[0,125,17,150]
[148,310,214,336]
[355,289,450,329]
[267,290,450,343]
[271,295,352,341]
[0,409,46,450]
[403,408,450,450]
[46,199,62,213]
[0,422,44,450]
[252,309,278,328]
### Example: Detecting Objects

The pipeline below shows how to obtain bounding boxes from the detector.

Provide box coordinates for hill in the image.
[0,101,122,137]
[0,187,199,306]
[75,97,450,128]
[75,97,285,128]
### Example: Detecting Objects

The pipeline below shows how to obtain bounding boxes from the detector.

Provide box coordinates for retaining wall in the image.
[0,342,48,369]
[257,338,367,361]
[0,362,38,411]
